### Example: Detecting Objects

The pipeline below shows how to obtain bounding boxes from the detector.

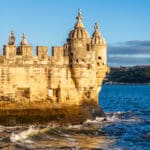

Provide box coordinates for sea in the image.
[0,85,150,150]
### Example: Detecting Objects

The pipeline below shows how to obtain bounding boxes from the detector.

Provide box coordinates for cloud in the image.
[108,40,150,66]
[125,40,150,47]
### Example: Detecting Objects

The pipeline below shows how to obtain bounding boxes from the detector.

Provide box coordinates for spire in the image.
[93,22,101,37]
[20,33,28,45]
[68,9,90,39]
[74,9,84,28]
[8,31,15,45]
[76,9,82,21]
[91,22,106,45]
[94,22,99,30]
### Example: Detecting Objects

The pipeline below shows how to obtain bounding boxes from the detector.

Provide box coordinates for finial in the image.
[92,22,101,38]
[94,22,99,30]
[78,8,82,16]
[20,33,28,45]
[74,9,84,28]
[76,8,82,21]
[22,33,26,40]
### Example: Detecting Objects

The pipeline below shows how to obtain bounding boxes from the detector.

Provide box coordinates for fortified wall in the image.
[0,10,109,105]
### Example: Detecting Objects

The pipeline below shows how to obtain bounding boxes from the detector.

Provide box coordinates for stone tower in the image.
[17,33,32,58]
[0,10,109,107]
[3,31,16,60]
[91,22,108,87]
[64,10,108,104]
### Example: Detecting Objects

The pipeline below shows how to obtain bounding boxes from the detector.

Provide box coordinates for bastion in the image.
[0,10,109,125]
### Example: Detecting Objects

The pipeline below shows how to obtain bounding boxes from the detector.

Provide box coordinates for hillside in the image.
[104,66,150,84]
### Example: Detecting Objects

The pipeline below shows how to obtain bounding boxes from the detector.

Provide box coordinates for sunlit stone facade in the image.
[0,10,109,105]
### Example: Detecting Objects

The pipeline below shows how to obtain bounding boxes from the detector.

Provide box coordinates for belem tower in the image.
[0,10,109,105]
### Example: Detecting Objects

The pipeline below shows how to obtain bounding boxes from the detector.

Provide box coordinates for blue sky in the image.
[0,0,150,66]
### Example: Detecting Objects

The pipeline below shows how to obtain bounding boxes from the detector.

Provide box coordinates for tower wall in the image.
[17,45,32,58]
[52,46,64,58]
[0,65,48,101]
[91,44,107,66]
[36,46,48,60]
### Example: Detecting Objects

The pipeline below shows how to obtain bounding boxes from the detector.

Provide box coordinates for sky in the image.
[0,0,150,66]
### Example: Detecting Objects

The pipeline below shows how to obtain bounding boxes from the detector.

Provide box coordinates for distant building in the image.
[0,10,109,104]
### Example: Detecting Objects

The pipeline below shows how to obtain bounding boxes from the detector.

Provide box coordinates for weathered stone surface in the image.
[0,10,109,124]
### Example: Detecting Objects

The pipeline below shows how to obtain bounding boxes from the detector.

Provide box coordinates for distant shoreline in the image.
[104,65,150,85]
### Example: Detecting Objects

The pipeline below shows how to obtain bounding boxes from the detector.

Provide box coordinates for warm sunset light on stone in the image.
[0,10,109,104]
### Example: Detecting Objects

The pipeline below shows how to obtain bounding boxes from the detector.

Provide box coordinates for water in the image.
[100,85,150,150]
[0,85,150,149]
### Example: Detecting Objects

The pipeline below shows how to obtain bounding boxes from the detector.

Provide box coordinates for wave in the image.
[5,110,145,150]
[105,111,142,123]
[9,125,57,143]
[8,124,114,149]
[9,111,142,143]
[10,126,38,143]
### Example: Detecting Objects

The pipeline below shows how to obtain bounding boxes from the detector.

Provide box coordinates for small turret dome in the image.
[69,9,90,39]
[91,22,106,45]
[20,33,28,45]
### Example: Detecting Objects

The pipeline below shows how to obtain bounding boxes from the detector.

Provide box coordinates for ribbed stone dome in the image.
[91,36,106,45]
[91,22,106,45]
[69,28,90,39]
[69,10,90,39]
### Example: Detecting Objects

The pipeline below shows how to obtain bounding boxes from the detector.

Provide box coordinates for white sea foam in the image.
[95,117,105,122]
[9,125,58,143]
[84,119,98,124]
[125,117,142,123]
[105,111,142,123]
[106,115,120,122]
[68,124,81,129]
[10,125,39,143]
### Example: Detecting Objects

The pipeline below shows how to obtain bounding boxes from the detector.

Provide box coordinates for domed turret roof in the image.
[20,33,28,46]
[69,9,90,39]
[91,22,106,45]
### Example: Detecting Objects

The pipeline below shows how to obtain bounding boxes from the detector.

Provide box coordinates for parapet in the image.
[52,46,64,58]
[36,46,48,60]
[17,45,32,58]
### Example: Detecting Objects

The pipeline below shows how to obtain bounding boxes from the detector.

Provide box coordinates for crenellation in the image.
[3,45,16,60]
[36,46,48,61]
[19,45,33,59]
[52,46,64,58]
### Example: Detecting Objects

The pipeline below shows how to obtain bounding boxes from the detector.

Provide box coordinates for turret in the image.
[66,10,97,91]
[3,31,16,59]
[68,9,91,59]
[8,31,15,45]
[17,33,32,58]
[91,22,107,66]
[91,23,108,87]
[36,46,48,61]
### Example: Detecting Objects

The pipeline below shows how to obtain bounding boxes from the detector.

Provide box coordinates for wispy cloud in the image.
[108,40,150,66]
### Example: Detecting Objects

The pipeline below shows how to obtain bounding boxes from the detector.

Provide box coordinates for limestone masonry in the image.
[0,10,109,105]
